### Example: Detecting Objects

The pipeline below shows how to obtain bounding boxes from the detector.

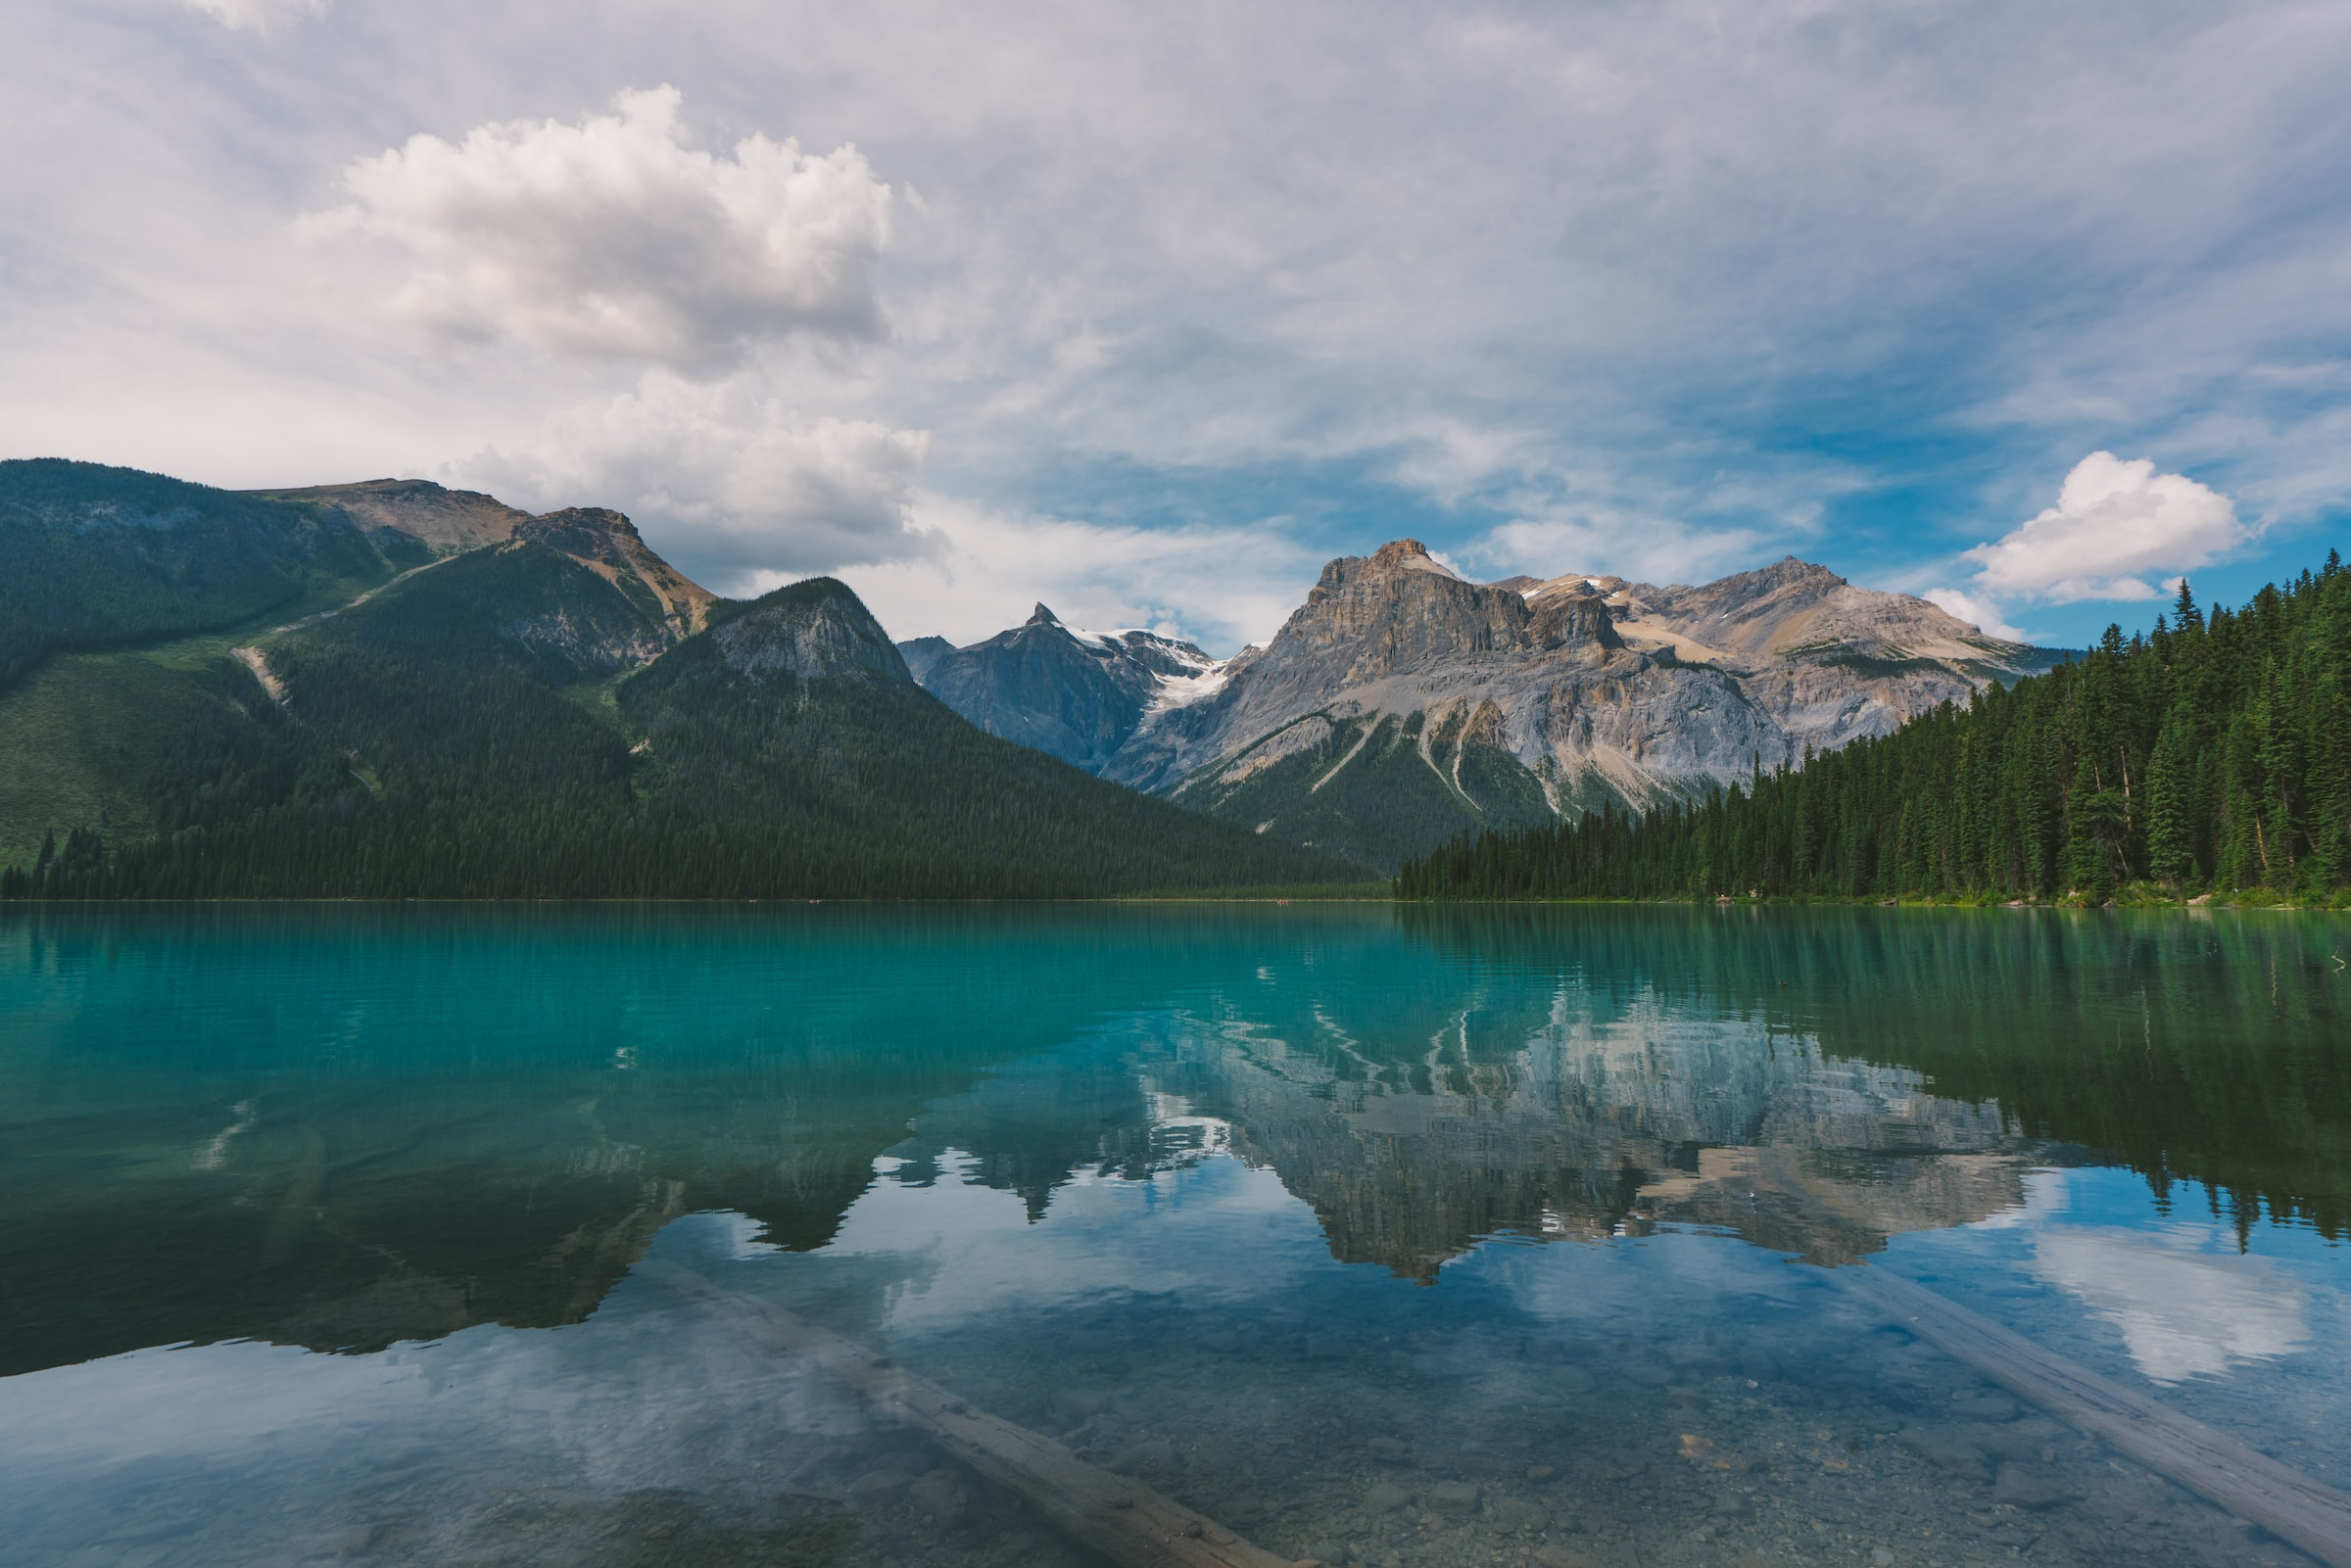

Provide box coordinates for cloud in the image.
[1962,451,2246,603]
[822,496,1327,653]
[180,0,323,29]
[15,0,2351,637]
[1471,507,1775,589]
[305,86,890,368]
[2030,1224,2309,1385]
[454,371,932,588]
[1921,588,2031,643]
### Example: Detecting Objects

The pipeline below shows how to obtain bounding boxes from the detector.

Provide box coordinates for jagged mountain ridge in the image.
[898,603,1224,773]
[3,461,1356,893]
[910,540,2059,872]
[255,477,531,554]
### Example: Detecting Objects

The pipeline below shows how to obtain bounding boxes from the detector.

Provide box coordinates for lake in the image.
[3,903,2348,1568]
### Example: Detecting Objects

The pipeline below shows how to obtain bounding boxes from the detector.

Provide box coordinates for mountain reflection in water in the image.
[3,903,2347,1568]
[3,904,2344,1370]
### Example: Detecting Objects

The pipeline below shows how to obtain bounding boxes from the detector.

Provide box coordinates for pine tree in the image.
[2145,707,2197,884]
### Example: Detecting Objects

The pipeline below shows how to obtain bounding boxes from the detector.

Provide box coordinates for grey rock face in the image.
[909,604,1222,772]
[1104,539,1734,809]
[895,635,955,683]
[712,578,914,685]
[1107,542,2056,839]
[1552,554,2060,758]
[909,538,2058,869]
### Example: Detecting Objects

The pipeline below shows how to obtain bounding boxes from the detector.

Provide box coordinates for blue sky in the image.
[5,0,2349,652]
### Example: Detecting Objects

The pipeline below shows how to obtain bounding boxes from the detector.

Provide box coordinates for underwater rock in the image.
[1050,1388,1110,1420]
[1991,1462,2069,1510]
[1107,1439,1177,1475]
[906,1468,970,1525]
[1361,1481,1410,1513]
[1425,1481,1480,1513]
[1532,1547,1601,1568]
[843,1468,915,1508]
[1485,1495,1548,1530]
[1898,1425,1990,1480]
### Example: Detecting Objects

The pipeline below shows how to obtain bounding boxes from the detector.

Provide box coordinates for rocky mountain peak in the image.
[1026,602,1062,627]
[711,578,912,685]
[1633,554,2005,665]
[514,507,715,641]
[1271,540,1619,687]
[516,506,644,556]
[257,477,529,554]
[1717,555,1847,601]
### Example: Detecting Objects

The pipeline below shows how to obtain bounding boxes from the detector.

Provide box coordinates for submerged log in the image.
[639,1259,1301,1568]
[1840,1264,2351,1568]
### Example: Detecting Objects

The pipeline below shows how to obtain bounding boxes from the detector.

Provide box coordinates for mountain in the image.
[0,458,401,693]
[252,477,530,554]
[912,540,2053,872]
[895,635,956,682]
[1,462,1358,895]
[1532,554,2064,747]
[1402,556,2351,903]
[905,604,1224,772]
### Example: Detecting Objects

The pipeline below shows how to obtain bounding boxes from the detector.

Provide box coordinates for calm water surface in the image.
[3,904,2348,1568]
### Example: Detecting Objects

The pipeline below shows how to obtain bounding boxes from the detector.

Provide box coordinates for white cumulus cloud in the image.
[454,371,932,589]
[306,86,891,367]
[180,0,323,29]
[1963,451,2246,603]
[1921,587,2030,643]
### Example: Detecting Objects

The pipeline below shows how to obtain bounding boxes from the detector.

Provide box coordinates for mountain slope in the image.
[1077,543,2059,871]
[6,498,1359,894]
[613,582,1353,894]
[907,604,1224,772]
[1099,541,1778,869]
[0,458,400,692]
[251,477,531,554]
[1528,555,2067,753]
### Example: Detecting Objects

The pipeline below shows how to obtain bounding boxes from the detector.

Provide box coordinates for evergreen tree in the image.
[2144,707,2197,883]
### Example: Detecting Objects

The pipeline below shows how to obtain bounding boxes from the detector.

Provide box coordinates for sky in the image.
[5,1,2350,654]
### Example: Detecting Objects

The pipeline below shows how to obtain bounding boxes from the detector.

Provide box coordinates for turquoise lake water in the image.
[2,903,2348,1568]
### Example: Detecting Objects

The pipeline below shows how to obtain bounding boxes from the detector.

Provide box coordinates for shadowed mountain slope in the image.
[5,490,1359,894]
[907,604,1224,772]
[0,459,398,692]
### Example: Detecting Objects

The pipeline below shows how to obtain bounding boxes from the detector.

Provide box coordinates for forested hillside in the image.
[1399,554,2351,903]
[0,459,402,691]
[3,543,1356,898]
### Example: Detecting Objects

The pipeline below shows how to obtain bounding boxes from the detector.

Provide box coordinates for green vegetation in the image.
[1177,707,1570,872]
[0,458,405,693]
[1401,554,2351,904]
[2,541,1357,898]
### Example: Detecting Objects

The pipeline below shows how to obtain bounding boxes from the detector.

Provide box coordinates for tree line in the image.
[1,562,1351,900]
[1398,551,2351,903]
